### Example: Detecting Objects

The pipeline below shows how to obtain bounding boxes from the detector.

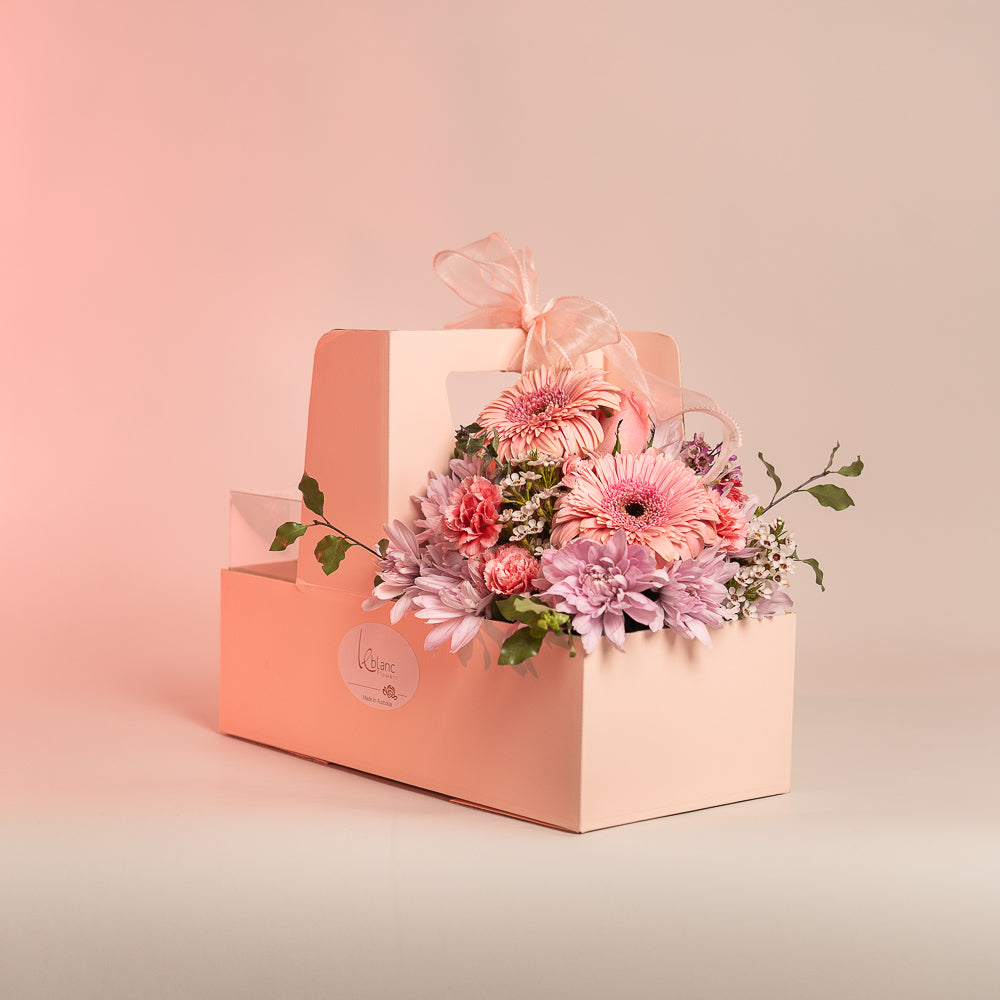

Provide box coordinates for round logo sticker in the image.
[337,624,419,711]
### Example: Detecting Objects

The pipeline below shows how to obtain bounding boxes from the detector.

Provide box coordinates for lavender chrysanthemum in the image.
[754,590,793,618]
[537,530,667,654]
[656,547,735,646]
[412,546,492,653]
[362,519,422,623]
[412,468,462,543]
[449,454,484,480]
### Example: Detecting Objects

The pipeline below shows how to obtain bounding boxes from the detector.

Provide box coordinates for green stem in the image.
[759,472,828,514]
[311,518,380,557]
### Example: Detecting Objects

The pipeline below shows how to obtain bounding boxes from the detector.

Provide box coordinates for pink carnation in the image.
[483,544,539,596]
[440,475,503,556]
[709,491,750,553]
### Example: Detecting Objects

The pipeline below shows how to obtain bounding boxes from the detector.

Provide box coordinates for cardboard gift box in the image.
[220,328,796,833]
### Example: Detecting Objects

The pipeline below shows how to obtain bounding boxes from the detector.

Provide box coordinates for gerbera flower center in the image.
[505,385,568,425]
[603,480,669,528]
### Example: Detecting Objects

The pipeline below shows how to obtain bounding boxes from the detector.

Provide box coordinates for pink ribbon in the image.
[433,233,742,474]
[433,232,634,373]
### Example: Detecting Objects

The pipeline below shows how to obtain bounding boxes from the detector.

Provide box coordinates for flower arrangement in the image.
[271,361,862,666]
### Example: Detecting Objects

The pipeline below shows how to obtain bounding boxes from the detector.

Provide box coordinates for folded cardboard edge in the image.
[223,732,454,800]
[448,799,581,833]
[222,731,582,832]
[220,731,790,834]
[575,787,792,834]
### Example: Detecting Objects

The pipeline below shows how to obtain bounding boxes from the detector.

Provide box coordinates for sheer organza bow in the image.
[433,233,742,476]
[433,232,635,373]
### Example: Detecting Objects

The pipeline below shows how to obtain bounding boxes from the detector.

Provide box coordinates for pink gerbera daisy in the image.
[551,451,720,564]
[477,366,621,461]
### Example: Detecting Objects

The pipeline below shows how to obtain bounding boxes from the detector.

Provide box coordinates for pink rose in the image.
[483,544,540,596]
[709,491,750,552]
[595,391,652,455]
[440,476,503,556]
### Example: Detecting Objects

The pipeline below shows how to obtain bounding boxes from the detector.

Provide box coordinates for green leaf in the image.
[378,538,389,557]
[806,484,855,511]
[497,627,544,666]
[798,556,826,591]
[835,456,864,477]
[496,595,542,623]
[496,595,570,637]
[758,452,782,498]
[611,420,623,456]
[496,595,567,630]
[270,521,308,551]
[298,473,325,517]
[314,534,352,574]
[824,442,841,472]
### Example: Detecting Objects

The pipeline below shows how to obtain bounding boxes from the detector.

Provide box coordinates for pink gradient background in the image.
[3,3,997,998]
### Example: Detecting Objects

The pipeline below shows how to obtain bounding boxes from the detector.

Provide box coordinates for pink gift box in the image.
[219,329,796,832]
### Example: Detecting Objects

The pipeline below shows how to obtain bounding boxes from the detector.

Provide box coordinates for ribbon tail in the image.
[603,338,650,399]
[643,370,743,481]
[604,341,742,481]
